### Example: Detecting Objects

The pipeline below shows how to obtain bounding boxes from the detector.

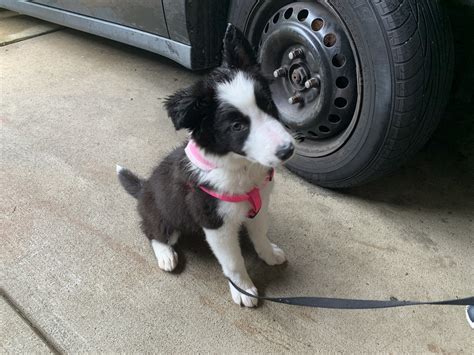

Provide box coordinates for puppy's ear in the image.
[222,23,257,69]
[164,80,214,131]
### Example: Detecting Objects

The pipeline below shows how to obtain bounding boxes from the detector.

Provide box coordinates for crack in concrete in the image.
[1,288,63,354]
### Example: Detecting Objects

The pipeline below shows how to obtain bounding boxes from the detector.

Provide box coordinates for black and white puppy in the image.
[117,24,295,307]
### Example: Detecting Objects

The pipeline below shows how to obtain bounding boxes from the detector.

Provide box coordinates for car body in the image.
[0,0,231,69]
[2,0,462,188]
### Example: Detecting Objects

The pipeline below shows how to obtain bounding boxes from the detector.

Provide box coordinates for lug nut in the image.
[288,48,304,60]
[288,95,303,105]
[304,77,320,89]
[273,67,287,78]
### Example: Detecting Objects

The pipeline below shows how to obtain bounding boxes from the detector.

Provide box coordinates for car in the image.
[0,0,455,188]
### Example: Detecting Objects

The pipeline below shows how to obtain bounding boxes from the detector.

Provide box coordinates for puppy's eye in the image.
[231,122,246,132]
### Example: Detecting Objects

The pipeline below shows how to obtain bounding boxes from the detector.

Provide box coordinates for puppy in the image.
[117,24,295,307]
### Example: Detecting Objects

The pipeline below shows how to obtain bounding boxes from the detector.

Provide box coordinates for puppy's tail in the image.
[116,165,143,199]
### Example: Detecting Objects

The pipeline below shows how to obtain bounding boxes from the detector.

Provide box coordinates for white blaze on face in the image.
[217,72,294,167]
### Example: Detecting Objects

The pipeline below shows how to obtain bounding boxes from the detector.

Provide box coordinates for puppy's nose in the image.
[276,142,295,161]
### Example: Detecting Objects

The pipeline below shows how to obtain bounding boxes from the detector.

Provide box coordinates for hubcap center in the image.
[289,63,309,89]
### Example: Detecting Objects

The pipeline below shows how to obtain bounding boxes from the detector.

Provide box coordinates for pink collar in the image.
[184,139,217,171]
[184,140,274,218]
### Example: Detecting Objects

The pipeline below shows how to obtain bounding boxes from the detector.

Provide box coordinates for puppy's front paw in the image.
[151,240,178,272]
[261,243,287,266]
[229,282,258,308]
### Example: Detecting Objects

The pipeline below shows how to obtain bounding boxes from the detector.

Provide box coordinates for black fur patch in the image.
[254,76,279,119]
[221,23,257,69]
[164,80,215,131]
[117,167,143,198]
[137,146,223,243]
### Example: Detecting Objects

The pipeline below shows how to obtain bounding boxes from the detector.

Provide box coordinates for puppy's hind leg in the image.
[151,236,178,272]
[141,217,179,272]
[167,231,180,246]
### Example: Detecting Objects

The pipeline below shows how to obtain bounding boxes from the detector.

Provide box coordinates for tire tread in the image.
[367,0,453,183]
[325,0,453,187]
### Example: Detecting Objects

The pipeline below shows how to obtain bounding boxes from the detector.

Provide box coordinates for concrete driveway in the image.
[1,12,473,353]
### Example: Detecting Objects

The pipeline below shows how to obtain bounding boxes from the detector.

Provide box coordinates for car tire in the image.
[245,0,454,188]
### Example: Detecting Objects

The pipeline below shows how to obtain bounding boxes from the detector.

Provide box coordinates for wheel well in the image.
[228,0,294,47]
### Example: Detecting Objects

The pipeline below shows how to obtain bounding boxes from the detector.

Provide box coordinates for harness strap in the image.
[198,185,264,218]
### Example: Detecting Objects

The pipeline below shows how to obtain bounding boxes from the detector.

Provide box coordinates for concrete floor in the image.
[0,9,60,46]
[1,16,473,353]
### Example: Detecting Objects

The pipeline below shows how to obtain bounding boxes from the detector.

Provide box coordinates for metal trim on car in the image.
[0,0,193,68]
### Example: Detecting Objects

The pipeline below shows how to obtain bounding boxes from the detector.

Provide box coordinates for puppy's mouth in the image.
[238,142,296,167]
[248,157,291,168]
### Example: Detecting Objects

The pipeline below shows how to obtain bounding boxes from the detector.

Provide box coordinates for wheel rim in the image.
[258,2,360,157]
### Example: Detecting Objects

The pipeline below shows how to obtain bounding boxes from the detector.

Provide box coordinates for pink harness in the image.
[185,140,274,218]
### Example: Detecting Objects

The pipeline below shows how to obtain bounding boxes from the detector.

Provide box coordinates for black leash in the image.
[228,279,474,309]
